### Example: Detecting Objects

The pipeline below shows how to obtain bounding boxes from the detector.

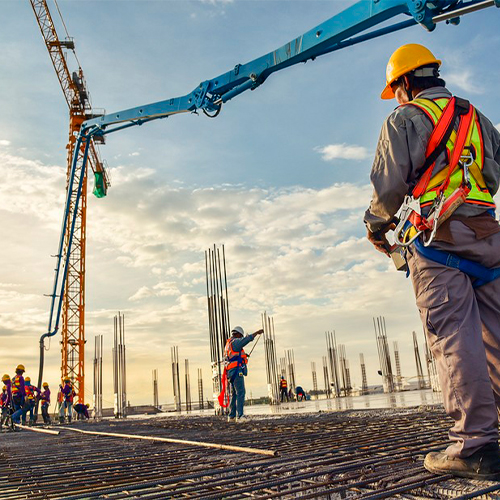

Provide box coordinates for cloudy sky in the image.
[1,0,499,407]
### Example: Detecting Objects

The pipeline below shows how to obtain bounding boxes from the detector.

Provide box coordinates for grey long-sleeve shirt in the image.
[364,87,500,233]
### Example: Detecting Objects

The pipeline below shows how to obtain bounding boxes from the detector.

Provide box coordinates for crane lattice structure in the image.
[30,0,109,403]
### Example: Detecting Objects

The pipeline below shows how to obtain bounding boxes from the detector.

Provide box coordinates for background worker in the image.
[225,326,263,422]
[22,377,40,426]
[59,378,76,423]
[1,375,12,430]
[279,376,289,402]
[74,403,90,420]
[295,386,307,402]
[1,385,10,430]
[365,44,500,480]
[39,383,51,425]
[11,365,26,426]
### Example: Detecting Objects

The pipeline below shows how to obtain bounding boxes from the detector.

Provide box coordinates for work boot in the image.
[424,443,500,480]
[59,417,64,424]
[227,416,236,423]
[68,416,71,423]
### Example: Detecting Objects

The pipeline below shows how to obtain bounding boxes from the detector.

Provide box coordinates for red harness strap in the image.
[405,98,474,233]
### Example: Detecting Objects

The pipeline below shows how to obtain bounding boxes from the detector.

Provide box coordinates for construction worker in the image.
[22,377,40,425]
[365,44,500,480]
[39,383,51,425]
[295,386,307,402]
[225,326,263,422]
[59,378,76,423]
[74,403,90,420]
[1,375,12,430]
[0,381,11,430]
[279,376,289,402]
[11,365,26,425]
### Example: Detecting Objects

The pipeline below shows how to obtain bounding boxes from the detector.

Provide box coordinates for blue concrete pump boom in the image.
[38,0,499,384]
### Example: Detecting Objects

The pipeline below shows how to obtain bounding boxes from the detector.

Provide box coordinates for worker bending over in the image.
[225,326,263,422]
[365,44,500,480]
[74,403,90,420]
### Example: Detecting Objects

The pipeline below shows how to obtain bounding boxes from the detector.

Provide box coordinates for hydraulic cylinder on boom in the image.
[38,0,499,386]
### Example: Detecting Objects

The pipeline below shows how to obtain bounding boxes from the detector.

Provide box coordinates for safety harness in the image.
[395,96,480,247]
[393,95,500,287]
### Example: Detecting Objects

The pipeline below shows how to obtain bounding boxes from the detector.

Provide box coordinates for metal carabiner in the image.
[422,194,445,247]
[394,195,422,247]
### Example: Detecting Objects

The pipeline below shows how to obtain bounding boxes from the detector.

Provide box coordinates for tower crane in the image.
[36,0,499,389]
[30,0,109,404]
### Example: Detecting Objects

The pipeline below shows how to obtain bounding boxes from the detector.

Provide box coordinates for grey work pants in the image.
[407,220,500,458]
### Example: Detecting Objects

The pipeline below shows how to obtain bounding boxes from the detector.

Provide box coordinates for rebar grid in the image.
[1,407,500,499]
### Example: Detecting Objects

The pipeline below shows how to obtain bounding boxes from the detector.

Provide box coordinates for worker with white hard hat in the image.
[223,326,263,422]
[365,43,500,480]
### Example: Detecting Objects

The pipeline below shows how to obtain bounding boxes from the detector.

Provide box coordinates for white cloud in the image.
[200,0,233,4]
[0,140,10,146]
[496,123,500,132]
[445,70,484,95]
[315,144,371,161]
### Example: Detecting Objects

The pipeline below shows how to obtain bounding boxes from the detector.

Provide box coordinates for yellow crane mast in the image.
[29,0,109,403]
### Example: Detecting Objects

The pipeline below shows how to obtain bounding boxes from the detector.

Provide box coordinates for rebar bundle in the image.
[152,369,159,408]
[423,332,441,392]
[112,312,127,418]
[185,359,192,412]
[262,312,280,405]
[374,316,395,393]
[326,331,341,397]
[360,353,369,395]
[394,341,404,391]
[311,361,318,399]
[205,244,231,414]
[338,344,352,396]
[322,356,331,398]
[198,368,204,410]
[93,335,103,419]
[413,331,427,390]
[171,346,181,412]
[285,349,296,395]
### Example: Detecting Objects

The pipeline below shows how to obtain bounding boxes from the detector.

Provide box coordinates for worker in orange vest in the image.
[279,376,288,402]
[224,326,263,422]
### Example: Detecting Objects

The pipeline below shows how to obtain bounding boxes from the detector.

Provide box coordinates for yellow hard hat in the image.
[63,377,71,382]
[25,377,31,383]
[2,374,10,382]
[43,382,49,387]
[381,44,441,99]
[86,403,89,408]
[16,364,25,372]
[2,386,5,391]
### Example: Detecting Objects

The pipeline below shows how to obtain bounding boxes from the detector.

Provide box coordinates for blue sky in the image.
[1,0,499,406]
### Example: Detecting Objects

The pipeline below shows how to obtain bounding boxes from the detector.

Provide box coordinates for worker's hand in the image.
[253,329,264,336]
[366,224,395,258]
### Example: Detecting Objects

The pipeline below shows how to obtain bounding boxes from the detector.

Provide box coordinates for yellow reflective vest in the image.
[409,97,495,210]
